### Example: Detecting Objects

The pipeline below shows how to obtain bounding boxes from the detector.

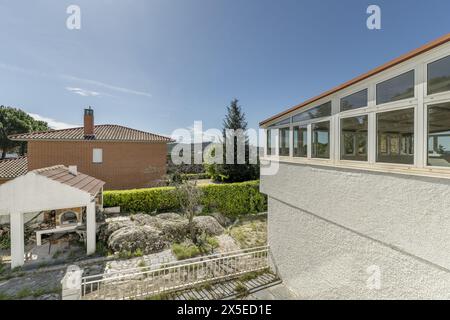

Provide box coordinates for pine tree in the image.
[208,99,259,182]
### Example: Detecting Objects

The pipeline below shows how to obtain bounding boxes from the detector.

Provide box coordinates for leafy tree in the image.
[207,99,259,182]
[0,106,49,159]
[174,179,203,242]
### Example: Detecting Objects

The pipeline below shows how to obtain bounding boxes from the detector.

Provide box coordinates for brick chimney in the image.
[84,107,95,138]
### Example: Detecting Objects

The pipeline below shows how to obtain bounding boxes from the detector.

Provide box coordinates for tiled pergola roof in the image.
[32,165,105,196]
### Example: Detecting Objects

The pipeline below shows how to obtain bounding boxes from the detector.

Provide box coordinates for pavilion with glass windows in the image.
[260,33,450,299]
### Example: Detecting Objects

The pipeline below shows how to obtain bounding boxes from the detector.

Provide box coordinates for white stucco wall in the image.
[0,173,91,215]
[261,161,450,299]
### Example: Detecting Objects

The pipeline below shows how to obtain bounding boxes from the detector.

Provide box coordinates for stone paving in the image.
[0,248,179,299]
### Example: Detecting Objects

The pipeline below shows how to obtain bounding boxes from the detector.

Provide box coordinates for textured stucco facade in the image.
[27,141,167,190]
[261,161,450,299]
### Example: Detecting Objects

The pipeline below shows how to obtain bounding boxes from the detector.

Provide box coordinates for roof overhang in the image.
[259,32,450,127]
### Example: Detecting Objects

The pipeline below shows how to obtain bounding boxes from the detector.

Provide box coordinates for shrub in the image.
[200,181,266,217]
[104,181,267,218]
[171,243,201,260]
[181,173,210,180]
[0,232,10,250]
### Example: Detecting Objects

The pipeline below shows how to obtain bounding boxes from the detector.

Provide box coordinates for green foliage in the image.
[0,232,10,250]
[200,181,266,217]
[0,106,49,158]
[15,288,33,299]
[171,243,201,260]
[96,242,111,257]
[238,268,270,282]
[104,186,179,214]
[181,173,210,180]
[206,99,260,183]
[145,292,170,300]
[137,259,147,268]
[228,215,267,248]
[234,283,249,298]
[104,181,267,218]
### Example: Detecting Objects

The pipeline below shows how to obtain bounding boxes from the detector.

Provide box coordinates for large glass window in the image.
[312,121,330,159]
[428,55,450,95]
[266,129,276,156]
[292,101,332,123]
[340,89,368,112]
[376,108,414,164]
[427,102,450,167]
[340,116,368,161]
[293,126,307,157]
[269,117,291,127]
[376,70,415,105]
[279,127,290,156]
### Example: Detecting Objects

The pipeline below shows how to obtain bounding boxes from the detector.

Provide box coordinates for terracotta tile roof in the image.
[33,165,105,196]
[260,33,450,126]
[0,156,28,179]
[8,124,173,142]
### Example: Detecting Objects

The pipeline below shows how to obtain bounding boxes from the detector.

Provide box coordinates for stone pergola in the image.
[0,165,104,268]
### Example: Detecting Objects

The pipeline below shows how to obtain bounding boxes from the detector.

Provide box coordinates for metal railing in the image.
[81,246,270,300]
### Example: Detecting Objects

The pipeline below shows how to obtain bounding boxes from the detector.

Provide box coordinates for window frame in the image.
[340,88,369,113]
[92,148,103,164]
[260,42,450,180]
[292,125,308,158]
[278,126,291,157]
[311,119,332,160]
[339,114,369,163]
[375,69,416,107]
[374,105,416,167]
[423,100,450,171]
[424,51,450,102]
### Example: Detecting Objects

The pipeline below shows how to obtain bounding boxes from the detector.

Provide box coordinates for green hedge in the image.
[103,181,266,217]
[181,173,210,180]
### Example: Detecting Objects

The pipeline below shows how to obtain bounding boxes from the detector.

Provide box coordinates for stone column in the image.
[10,212,24,269]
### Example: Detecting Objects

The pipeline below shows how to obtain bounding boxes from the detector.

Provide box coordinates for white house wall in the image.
[0,173,91,215]
[261,161,450,299]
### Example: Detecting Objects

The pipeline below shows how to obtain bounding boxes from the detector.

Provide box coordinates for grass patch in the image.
[52,250,63,259]
[137,259,147,268]
[15,288,33,299]
[0,293,12,300]
[96,242,112,257]
[171,243,201,260]
[118,249,145,260]
[238,268,269,282]
[145,292,170,300]
[229,216,267,249]
[234,283,249,298]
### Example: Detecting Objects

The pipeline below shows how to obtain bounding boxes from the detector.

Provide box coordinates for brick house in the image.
[1,108,173,190]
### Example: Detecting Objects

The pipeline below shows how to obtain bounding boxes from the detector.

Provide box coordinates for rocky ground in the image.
[0,212,267,300]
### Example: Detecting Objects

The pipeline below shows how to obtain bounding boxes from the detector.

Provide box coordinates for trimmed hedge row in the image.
[103,181,267,217]
[181,173,210,180]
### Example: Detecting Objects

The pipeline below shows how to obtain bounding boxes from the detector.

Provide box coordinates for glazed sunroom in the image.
[259,34,450,299]
[261,34,450,177]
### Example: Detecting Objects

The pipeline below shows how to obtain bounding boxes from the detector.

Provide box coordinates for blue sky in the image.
[0,0,449,139]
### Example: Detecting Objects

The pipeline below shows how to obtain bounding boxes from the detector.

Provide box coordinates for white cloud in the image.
[28,113,79,130]
[0,62,152,98]
[61,75,152,98]
[66,87,101,97]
